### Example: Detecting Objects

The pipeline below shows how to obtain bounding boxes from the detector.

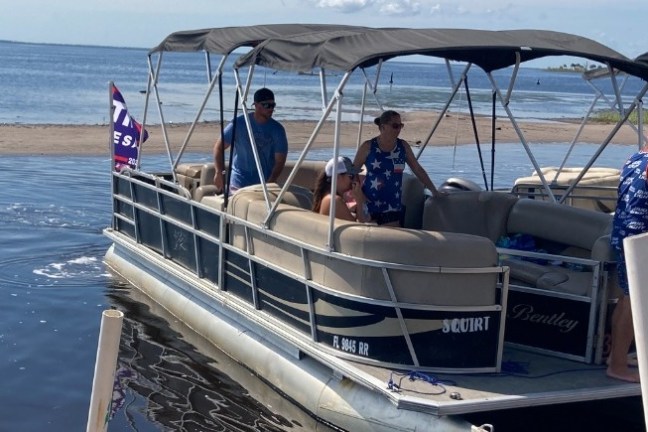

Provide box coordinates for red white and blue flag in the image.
[111,84,148,171]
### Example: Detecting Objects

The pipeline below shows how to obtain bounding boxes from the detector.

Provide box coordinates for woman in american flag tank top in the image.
[352,110,442,226]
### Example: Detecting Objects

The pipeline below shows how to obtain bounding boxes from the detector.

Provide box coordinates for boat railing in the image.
[497,246,610,363]
[108,171,509,372]
[511,182,617,213]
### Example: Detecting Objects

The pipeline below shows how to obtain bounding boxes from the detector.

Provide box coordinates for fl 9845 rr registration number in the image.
[332,335,369,356]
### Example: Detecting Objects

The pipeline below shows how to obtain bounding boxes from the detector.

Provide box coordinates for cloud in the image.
[378,0,421,15]
[311,0,420,15]
[312,0,375,12]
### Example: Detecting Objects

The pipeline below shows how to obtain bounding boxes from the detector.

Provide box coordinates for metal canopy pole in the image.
[487,70,557,202]
[265,72,353,227]
[415,63,472,159]
[559,81,648,204]
[173,55,228,170]
[146,53,175,179]
[463,76,489,190]
[327,91,345,252]
[233,65,273,211]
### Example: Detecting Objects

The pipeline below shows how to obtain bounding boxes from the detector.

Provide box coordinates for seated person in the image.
[312,156,367,222]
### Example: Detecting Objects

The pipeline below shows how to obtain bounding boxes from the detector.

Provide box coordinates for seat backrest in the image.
[507,198,613,251]
[175,163,205,192]
[277,160,327,191]
[401,173,426,229]
[232,198,499,306]
[423,191,519,241]
[227,183,313,218]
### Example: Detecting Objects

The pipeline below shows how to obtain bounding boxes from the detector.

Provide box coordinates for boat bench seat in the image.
[177,160,326,201]
[175,162,220,201]
[227,187,500,306]
[422,191,614,297]
[513,167,619,212]
[422,191,616,362]
[175,163,206,193]
[277,160,327,191]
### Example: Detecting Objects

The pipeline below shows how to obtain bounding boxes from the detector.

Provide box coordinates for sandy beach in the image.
[0,111,639,156]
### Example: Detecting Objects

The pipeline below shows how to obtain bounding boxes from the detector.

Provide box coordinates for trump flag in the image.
[111,84,148,170]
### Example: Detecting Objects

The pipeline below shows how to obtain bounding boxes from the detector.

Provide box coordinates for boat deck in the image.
[337,347,640,416]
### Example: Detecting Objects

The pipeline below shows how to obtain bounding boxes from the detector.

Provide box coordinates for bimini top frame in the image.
[233,27,648,233]
[142,26,648,249]
[140,24,373,177]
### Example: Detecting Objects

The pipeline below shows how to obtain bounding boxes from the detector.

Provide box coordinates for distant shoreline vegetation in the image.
[592,110,648,124]
[545,63,597,73]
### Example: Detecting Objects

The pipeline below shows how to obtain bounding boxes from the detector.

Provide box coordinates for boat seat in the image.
[401,173,426,229]
[423,191,617,297]
[422,191,519,242]
[513,166,619,212]
[227,182,313,215]
[228,189,499,306]
[175,162,205,193]
[277,160,327,191]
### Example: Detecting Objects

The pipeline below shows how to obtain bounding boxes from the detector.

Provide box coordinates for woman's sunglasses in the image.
[389,122,404,130]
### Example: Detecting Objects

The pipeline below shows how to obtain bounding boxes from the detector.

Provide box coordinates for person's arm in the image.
[268,123,288,183]
[213,123,232,192]
[350,181,368,222]
[268,152,287,183]
[403,140,441,197]
[353,140,371,172]
[319,194,357,221]
[213,138,225,192]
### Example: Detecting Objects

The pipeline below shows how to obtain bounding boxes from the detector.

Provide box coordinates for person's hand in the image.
[351,180,365,202]
[214,171,224,194]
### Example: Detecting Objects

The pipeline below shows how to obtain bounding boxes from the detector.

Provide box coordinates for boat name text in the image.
[509,304,579,333]
[442,316,491,333]
[332,336,369,356]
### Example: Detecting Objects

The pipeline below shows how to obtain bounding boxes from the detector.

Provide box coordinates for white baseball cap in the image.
[325,156,359,177]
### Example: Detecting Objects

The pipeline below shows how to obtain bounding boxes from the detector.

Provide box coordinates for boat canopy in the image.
[148,24,371,55]
[234,27,648,79]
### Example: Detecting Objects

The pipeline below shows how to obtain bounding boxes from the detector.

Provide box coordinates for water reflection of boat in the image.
[106,278,334,431]
[104,25,648,431]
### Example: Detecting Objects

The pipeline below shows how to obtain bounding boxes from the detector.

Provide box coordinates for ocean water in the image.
[0,40,646,431]
[1,39,647,125]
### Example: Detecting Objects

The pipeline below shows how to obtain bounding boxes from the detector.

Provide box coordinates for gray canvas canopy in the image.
[234,27,648,80]
[148,24,371,56]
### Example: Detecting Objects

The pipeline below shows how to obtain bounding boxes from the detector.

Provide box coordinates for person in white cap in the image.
[312,156,368,222]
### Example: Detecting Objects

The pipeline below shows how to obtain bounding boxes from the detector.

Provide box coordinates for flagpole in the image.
[108,81,116,229]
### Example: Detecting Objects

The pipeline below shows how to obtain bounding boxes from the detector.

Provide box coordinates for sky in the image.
[1,0,646,67]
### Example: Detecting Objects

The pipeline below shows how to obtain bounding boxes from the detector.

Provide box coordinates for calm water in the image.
[0,145,643,431]
[0,40,646,431]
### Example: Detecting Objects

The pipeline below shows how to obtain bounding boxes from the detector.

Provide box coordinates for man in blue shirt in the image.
[213,88,288,193]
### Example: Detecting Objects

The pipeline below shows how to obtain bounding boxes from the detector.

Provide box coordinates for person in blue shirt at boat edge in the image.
[213,87,288,194]
[608,148,648,383]
[312,156,368,222]
[352,110,443,226]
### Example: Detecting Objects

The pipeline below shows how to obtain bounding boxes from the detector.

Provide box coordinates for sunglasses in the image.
[258,102,276,109]
[389,122,405,130]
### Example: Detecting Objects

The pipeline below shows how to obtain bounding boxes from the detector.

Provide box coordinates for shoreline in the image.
[0,112,640,156]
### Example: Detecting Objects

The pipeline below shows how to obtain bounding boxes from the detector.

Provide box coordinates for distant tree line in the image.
[546,63,598,72]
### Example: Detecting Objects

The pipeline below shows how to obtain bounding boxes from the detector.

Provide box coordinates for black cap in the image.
[254,88,275,103]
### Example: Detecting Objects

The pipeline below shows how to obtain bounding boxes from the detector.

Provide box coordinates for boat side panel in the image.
[314,291,502,369]
[255,263,312,334]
